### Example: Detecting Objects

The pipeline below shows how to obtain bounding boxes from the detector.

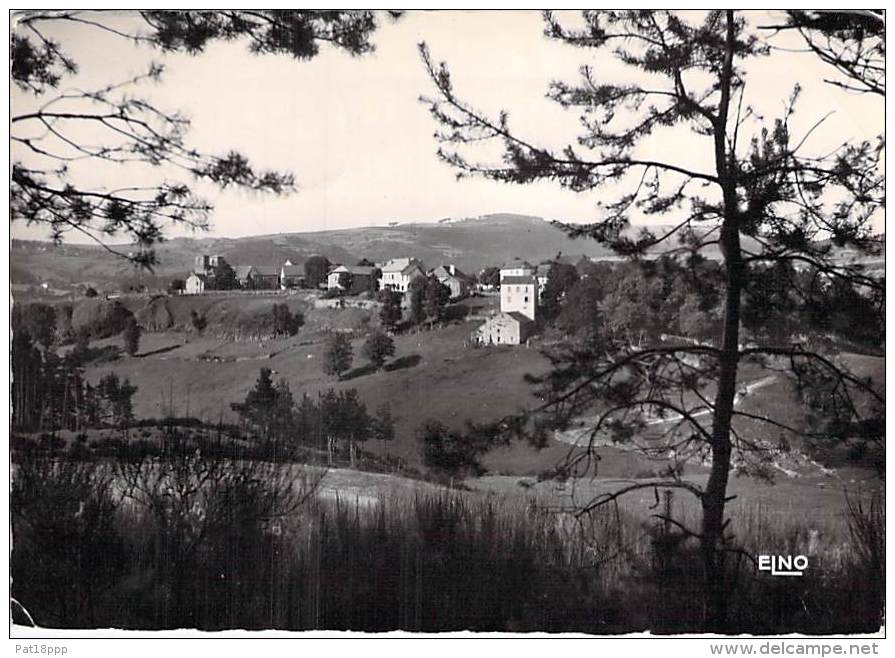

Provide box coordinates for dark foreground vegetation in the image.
[10,451,883,633]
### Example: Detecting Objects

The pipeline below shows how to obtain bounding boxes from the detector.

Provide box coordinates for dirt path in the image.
[555,375,778,447]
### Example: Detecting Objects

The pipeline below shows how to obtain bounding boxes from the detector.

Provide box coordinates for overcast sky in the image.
[11,10,884,242]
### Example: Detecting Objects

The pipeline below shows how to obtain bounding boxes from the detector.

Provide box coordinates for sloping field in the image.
[85,322,551,469]
[83,303,884,476]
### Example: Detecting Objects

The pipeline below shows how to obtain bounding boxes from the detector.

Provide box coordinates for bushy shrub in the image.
[11,455,127,627]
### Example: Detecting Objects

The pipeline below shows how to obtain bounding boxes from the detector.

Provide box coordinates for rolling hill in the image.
[11,212,876,293]
[11,213,621,290]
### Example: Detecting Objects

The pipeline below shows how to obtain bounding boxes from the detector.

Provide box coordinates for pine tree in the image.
[420,10,883,627]
[230,368,296,444]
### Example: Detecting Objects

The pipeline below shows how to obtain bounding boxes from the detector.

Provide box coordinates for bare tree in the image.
[420,10,883,628]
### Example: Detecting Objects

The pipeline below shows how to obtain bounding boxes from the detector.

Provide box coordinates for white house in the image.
[379,258,425,293]
[500,275,537,320]
[499,261,535,281]
[476,312,534,346]
[185,273,206,295]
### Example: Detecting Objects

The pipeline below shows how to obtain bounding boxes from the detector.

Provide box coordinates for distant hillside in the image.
[10,213,881,291]
[11,213,617,289]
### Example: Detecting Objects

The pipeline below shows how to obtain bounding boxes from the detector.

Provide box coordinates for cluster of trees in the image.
[376,275,454,332]
[418,420,491,477]
[544,255,883,350]
[416,418,526,478]
[323,331,397,378]
[270,303,303,337]
[12,327,136,433]
[12,302,143,432]
[538,261,581,321]
[409,275,451,327]
[232,367,394,464]
[548,257,723,345]
[18,298,144,357]
[210,261,239,290]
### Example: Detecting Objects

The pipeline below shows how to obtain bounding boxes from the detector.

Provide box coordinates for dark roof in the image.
[500,261,534,270]
[501,275,537,285]
[506,312,534,324]
[482,312,532,327]
[281,265,305,277]
[234,265,256,279]
[254,266,280,277]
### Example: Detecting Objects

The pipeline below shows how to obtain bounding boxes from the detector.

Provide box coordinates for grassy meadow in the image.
[79,292,556,470]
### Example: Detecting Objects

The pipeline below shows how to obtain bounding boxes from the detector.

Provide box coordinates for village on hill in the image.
[182,252,568,345]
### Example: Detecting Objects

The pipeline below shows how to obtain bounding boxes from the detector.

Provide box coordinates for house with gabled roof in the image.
[327,264,377,290]
[431,264,473,299]
[499,261,535,280]
[234,265,258,288]
[379,257,425,293]
[475,311,534,346]
[252,266,281,289]
[280,264,306,289]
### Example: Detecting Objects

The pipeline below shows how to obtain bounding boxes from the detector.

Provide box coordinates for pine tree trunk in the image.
[700,9,741,630]
[701,226,741,628]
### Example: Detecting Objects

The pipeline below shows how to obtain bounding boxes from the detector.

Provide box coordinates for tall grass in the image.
[10,455,885,633]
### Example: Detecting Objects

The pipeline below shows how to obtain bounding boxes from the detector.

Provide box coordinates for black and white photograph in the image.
[7,6,886,645]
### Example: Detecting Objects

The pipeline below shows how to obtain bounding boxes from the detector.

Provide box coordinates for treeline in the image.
[12,325,136,433]
[540,255,884,350]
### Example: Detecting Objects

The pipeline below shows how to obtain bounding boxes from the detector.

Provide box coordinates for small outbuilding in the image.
[475,312,534,346]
